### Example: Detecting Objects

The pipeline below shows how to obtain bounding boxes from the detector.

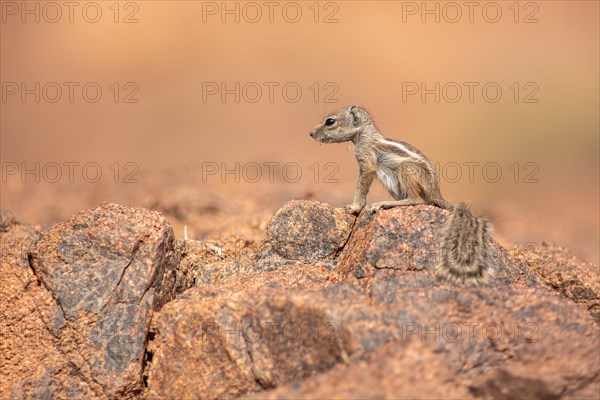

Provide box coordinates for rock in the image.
[243,341,473,399]
[261,200,355,265]
[145,265,342,400]
[146,256,599,400]
[24,203,178,398]
[173,237,261,294]
[510,241,600,323]
[242,286,599,399]
[2,199,599,399]
[0,209,17,232]
[0,222,96,399]
[373,287,600,399]
[338,205,539,288]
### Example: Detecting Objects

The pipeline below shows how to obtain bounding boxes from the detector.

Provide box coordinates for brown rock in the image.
[372,287,599,399]
[338,205,539,288]
[3,198,599,400]
[0,221,100,398]
[25,203,178,398]
[145,265,343,400]
[173,236,261,294]
[510,241,600,323]
[244,341,473,399]
[146,257,598,400]
[241,286,599,400]
[261,200,355,265]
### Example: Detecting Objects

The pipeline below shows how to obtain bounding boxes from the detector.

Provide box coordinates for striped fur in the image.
[436,204,494,285]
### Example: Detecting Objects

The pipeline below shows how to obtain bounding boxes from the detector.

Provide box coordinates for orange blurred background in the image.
[1,1,598,263]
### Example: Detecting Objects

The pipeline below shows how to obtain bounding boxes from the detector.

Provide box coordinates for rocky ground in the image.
[1,184,599,399]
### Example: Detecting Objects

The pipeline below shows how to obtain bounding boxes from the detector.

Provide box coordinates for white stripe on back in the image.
[381,139,423,161]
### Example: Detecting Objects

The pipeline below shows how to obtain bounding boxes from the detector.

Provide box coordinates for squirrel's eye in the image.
[325,118,336,127]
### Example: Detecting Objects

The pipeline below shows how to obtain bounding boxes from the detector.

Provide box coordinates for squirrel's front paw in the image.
[344,204,363,215]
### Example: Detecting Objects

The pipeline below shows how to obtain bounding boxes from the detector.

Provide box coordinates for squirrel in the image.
[309,105,494,285]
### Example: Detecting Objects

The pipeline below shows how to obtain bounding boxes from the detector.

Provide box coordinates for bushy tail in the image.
[436,203,493,285]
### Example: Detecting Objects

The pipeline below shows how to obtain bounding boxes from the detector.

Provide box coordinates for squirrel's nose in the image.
[309,130,315,137]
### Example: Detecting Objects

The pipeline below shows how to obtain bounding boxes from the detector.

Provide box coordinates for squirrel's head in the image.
[309,105,372,143]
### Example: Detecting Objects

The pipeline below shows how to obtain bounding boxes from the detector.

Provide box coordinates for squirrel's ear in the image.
[349,105,360,126]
